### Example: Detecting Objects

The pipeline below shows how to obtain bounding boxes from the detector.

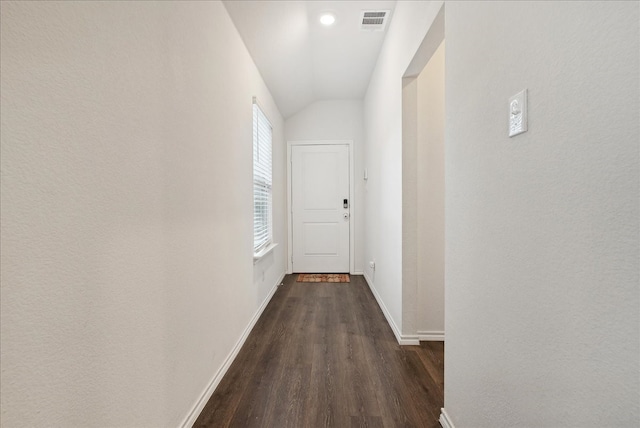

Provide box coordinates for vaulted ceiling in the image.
[223,0,397,118]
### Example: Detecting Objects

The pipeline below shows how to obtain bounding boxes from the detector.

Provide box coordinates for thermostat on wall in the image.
[509,89,528,137]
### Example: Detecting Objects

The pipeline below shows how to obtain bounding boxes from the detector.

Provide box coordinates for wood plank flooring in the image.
[194,274,444,428]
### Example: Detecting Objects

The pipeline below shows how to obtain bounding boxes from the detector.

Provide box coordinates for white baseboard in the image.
[179,271,285,428]
[439,408,455,428]
[417,330,445,341]
[351,271,364,275]
[362,272,420,346]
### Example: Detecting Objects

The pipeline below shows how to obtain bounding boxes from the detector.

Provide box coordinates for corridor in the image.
[195,275,444,427]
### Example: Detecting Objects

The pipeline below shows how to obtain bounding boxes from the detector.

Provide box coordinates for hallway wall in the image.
[363,0,444,339]
[0,1,285,426]
[444,1,639,426]
[285,100,365,273]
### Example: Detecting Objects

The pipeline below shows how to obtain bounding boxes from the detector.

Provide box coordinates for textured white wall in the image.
[402,76,419,336]
[364,0,444,334]
[285,100,365,273]
[0,1,285,426]
[416,41,445,336]
[445,1,639,426]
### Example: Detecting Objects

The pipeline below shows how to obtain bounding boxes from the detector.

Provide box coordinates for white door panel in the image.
[302,152,337,209]
[292,145,349,273]
[303,223,338,255]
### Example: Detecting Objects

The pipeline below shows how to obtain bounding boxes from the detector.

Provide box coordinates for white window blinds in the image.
[253,102,273,253]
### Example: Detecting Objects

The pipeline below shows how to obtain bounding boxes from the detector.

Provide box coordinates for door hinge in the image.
[291,255,293,264]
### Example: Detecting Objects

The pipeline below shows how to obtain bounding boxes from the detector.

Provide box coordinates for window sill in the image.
[253,242,278,263]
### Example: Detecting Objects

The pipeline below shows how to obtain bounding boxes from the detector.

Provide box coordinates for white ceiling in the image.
[223,0,396,118]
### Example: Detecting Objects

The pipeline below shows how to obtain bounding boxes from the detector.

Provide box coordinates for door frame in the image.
[287,140,355,274]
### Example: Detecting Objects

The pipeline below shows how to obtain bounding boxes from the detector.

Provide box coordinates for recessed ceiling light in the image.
[320,13,336,26]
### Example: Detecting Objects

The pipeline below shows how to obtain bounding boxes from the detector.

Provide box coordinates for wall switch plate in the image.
[509,89,528,137]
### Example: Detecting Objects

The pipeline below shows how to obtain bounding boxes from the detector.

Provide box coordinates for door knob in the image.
[343,213,349,220]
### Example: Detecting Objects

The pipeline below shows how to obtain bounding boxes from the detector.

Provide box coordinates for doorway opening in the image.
[401,4,445,341]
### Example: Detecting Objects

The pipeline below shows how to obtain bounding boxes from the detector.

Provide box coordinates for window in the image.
[253,100,273,254]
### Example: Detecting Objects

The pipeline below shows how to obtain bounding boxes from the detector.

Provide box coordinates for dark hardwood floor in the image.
[194,274,444,428]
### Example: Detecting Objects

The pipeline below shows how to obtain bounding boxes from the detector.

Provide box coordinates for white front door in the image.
[291,144,350,273]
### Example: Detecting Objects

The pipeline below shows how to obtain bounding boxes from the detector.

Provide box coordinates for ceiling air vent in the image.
[360,10,390,31]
